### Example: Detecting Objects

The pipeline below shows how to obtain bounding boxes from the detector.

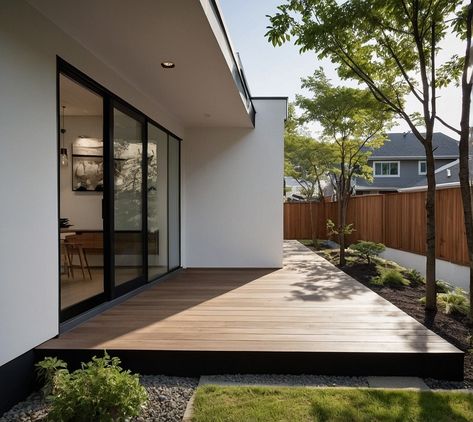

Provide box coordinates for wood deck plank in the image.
[37,241,463,378]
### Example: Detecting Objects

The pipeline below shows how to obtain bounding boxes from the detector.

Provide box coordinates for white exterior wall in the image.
[380,247,469,292]
[182,99,285,268]
[0,0,184,367]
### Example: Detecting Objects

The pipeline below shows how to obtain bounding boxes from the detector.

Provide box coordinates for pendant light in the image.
[60,105,68,166]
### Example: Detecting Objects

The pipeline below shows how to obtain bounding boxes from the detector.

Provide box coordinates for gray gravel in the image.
[424,378,473,390]
[200,373,369,387]
[0,375,198,422]
[133,375,198,422]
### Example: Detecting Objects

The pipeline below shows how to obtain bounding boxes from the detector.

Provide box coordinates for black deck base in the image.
[35,349,464,381]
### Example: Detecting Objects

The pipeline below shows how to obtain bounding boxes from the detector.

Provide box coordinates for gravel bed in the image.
[0,375,198,422]
[200,374,369,387]
[424,378,473,390]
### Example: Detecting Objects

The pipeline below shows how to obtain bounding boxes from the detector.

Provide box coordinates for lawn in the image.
[192,385,473,422]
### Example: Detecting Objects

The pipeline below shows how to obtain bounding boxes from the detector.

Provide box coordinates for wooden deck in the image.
[37,241,463,379]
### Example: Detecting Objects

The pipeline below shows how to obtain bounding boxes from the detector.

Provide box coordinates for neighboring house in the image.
[355,132,459,194]
[399,159,460,192]
[0,0,286,412]
[284,176,304,197]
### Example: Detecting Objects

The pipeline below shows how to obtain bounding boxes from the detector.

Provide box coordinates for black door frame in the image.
[57,57,181,323]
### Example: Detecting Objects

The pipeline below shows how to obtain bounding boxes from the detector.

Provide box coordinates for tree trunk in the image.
[424,138,437,312]
[338,190,346,266]
[459,1,473,321]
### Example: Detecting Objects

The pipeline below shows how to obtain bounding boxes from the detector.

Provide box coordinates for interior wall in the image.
[182,99,286,268]
[0,0,184,367]
[60,116,103,230]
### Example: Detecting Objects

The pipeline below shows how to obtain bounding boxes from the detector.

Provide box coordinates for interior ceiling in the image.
[28,0,252,128]
[60,74,103,116]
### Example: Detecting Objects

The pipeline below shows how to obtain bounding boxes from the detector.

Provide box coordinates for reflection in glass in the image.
[113,108,144,285]
[169,136,180,270]
[148,123,168,279]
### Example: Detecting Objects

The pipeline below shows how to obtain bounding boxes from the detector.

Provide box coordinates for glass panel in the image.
[168,136,180,270]
[382,163,389,175]
[59,74,104,310]
[374,162,382,175]
[390,163,398,175]
[147,123,168,279]
[113,108,144,285]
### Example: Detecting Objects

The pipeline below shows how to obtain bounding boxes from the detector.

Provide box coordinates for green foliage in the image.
[284,103,336,200]
[436,279,454,294]
[37,353,147,422]
[349,241,385,264]
[35,356,68,397]
[326,219,355,237]
[295,69,392,194]
[404,269,425,285]
[421,288,470,316]
[438,289,470,316]
[375,269,410,288]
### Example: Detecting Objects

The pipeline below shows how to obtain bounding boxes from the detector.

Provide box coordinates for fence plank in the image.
[283,187,468,266]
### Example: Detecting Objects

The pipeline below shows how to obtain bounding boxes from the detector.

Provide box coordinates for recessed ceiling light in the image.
[161,61,175,69]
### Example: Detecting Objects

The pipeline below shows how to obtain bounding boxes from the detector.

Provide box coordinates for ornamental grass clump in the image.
[36,352,147,422]
[374,269,410,288]
[438,289,470,316]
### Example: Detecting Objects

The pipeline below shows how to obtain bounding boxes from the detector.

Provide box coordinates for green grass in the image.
[192,385,473,422]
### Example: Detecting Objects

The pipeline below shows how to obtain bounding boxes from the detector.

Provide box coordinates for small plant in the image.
[436,279,453,294]
[36,352,147,422]
[35,356,68,397]
[326,219,355,237]
[438,289,469,316]
[349,241,385,264]
[404,269,424,285]
[374,269,410,288]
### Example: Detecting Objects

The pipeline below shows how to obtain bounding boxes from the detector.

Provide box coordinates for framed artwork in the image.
[72,137,103,156]
[72,138,104,191]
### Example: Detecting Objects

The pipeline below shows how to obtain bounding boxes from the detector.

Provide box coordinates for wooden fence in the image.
[284,187,469,266]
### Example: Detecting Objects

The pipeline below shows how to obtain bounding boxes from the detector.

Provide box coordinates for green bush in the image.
[438,289,470,316]
[37,352,147,422]
[436,279,453,294]
[404,269,425,285]
[375,270,410,288]
[349,241,385,264]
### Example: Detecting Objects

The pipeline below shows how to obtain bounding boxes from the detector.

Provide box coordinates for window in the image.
[418,160,427,175]
[373,161,400,177]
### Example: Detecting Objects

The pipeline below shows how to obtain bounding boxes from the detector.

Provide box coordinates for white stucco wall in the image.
[380,247,470,292]
[182,99,286,268]
[0,0,184,367]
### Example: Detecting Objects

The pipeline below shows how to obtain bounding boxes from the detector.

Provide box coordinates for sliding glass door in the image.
[147,123,168,279]
[112,105,146,292]
[58,59,181,322]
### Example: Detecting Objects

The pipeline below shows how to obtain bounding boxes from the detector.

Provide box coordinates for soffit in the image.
[28,0,253,128]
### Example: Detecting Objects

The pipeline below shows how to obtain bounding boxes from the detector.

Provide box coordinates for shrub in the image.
[404,269,425,285]
[436,279,453,294]
[349,241,385,264]
[438,289,469,316]
[35,356,67,397]
[375,270,410,288]
[37,352,147,422]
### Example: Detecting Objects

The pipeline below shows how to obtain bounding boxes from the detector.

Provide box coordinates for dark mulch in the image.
[316,248,473,388]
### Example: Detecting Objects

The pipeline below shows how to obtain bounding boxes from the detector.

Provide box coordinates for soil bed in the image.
[315,247,473,388]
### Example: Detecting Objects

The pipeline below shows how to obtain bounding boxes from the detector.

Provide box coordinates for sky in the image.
[219,0,465,140]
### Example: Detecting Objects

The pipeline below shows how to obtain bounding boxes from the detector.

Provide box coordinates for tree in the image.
[285,106,335,201]
[296,69,392,266]
[435,2,473,319]
[284,104,335,245]
[266,0,460,312]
